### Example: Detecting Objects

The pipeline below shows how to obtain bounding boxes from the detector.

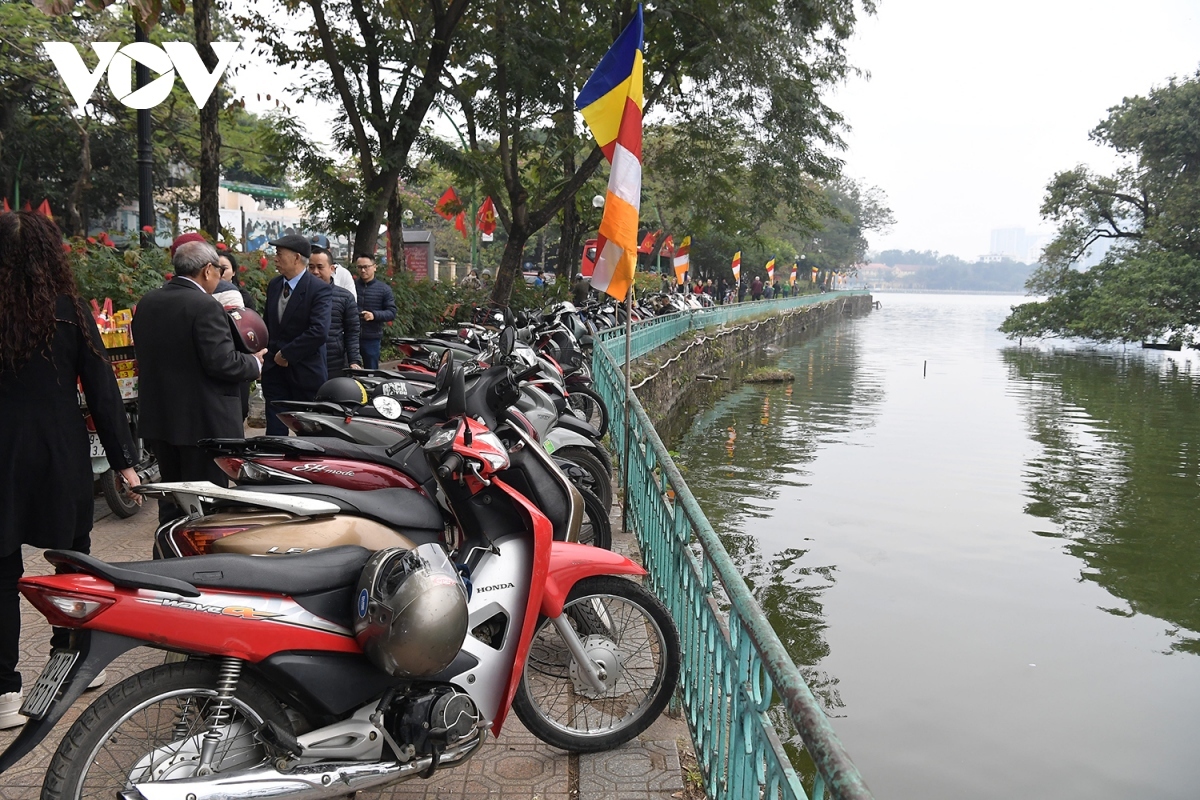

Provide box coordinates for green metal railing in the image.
[593,291,872,800]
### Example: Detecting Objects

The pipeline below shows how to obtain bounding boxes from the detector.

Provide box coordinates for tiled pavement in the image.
[0,472,688,799]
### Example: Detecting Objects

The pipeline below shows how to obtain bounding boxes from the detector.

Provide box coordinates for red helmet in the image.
[225,307,268,353]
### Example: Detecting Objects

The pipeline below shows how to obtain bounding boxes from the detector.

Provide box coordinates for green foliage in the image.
[234,0,474,255]
[371,265,568,353]
[229,249,274,308]
[0,2,292,236]
[1001,248,1200,345]
[877,249,943,267]
[407,0,878,304]
[1004,72,1200,344]
[67,239,172,304]
[662,171,891,287]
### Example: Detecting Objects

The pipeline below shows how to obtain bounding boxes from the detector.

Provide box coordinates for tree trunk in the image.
[491,221,531,307]
[353,166,401,259]
[559,198,582,278]
[387,186,404,274]
[65,117,92,237]
[556,34,581,280]
[194,0,221,238]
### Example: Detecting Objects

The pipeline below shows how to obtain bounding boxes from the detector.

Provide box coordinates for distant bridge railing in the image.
[592,291,873,800]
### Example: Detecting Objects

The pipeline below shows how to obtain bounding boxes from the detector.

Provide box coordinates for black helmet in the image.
[316,377,369,406]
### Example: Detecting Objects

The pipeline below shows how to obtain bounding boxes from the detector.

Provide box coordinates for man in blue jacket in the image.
[263,234,332,435]
[354,253,397,369]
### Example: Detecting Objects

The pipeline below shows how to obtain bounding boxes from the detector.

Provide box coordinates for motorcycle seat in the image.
[280,436,437,489]
[46,545,372,596]
[244,485,445,537]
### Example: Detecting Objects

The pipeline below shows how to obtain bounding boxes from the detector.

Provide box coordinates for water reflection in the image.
[672,325,883,713]
[1003,347,1200,653]
[669,295,1200,797]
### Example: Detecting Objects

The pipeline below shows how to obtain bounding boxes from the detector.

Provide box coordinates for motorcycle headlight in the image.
[473,431,511,471]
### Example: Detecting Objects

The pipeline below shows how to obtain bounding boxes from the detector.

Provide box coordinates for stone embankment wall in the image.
[632,294,873,438]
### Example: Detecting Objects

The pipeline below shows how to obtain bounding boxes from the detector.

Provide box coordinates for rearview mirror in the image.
[435,351,453,393]
[448,365,467,416]
[498,326,516,357]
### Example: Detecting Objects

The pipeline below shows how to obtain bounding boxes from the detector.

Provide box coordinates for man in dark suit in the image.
[262,234,332,435]
[133,238,265,522]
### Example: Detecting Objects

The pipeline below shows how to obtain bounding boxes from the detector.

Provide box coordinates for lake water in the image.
[671,293,1200,799]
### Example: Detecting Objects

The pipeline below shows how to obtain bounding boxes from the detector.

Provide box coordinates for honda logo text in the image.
[42,41,241,112]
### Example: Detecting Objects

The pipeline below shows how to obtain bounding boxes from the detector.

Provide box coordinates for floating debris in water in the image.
[745,368,796,383]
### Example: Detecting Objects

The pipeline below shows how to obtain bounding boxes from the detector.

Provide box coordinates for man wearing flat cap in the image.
[262,233,332,435]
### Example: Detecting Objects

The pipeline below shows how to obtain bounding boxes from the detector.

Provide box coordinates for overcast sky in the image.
[831,0,1200,259]
[235,0,1200,260]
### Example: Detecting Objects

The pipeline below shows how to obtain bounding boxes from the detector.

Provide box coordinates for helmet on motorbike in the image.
[471,305,506,328]
[316,377,369,406]
[354,544,470,677]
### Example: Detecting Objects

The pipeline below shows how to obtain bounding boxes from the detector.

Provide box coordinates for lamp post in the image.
[591,194,605,280]
[135,23,154,247]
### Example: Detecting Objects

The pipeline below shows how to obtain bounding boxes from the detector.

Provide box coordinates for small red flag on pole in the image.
[637,230,660,254]
[476,197,497,235]
[435,187,461,220]
[660,234,674,258]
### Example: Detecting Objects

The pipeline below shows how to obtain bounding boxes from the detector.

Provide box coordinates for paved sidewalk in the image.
[0,483,688,799]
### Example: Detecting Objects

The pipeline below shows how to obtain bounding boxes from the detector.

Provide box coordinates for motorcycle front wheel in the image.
[512,575,680,753]
[42,660,290,800]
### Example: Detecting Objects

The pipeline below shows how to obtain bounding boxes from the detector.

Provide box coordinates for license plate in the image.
[89,434,105,458]
[20,650,79,720]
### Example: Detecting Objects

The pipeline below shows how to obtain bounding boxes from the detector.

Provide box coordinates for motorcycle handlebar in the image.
[515,364,543,382]
[437,452,464,480]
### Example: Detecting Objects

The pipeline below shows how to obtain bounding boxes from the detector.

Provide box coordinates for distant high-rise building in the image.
[990,227,1046,263]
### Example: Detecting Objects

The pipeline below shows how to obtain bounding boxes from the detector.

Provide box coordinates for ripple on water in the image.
[672,294,1200,800]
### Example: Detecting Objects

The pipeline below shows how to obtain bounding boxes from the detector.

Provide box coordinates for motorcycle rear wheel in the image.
[556,447,613,510]
[42,660,290,800]
[577,487,613,550]
[567,386,609,438]
[100,468,142,519]
[512,575,680,753]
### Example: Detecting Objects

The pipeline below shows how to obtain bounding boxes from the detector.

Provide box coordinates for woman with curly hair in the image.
[0,211,142,728]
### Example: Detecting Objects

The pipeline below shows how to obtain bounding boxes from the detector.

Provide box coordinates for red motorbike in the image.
[0,357,680,799]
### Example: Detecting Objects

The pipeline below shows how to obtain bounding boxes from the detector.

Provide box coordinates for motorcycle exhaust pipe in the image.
[120,728,485,800]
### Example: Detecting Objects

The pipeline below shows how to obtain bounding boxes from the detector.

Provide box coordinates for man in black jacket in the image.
[133,239,265,521]
[354,253,396,370]
[263,234,332,435]
[309,247,361,376]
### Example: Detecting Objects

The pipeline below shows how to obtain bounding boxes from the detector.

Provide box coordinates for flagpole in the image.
[470,198,478,271]
[622,284,633,533]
